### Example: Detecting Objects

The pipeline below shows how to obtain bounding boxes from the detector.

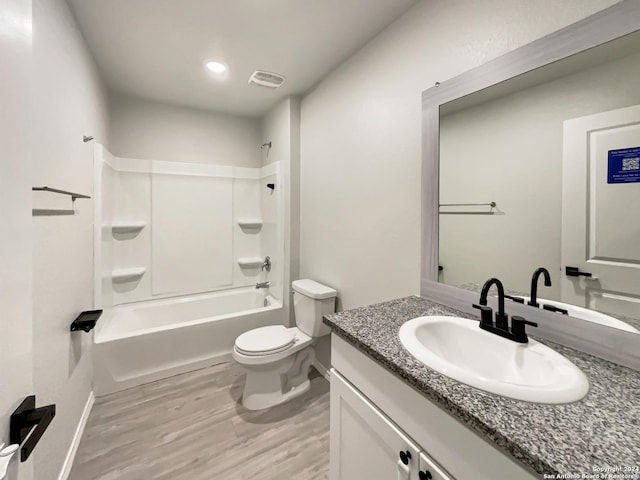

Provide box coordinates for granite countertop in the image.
[324,296,640,476]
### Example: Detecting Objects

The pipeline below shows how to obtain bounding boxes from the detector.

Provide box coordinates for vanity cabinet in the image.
[331,370,452,480]
[330,335,537,480]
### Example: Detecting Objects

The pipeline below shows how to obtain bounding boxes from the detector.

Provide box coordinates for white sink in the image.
[399,316,589,404]
[521,297,640,334]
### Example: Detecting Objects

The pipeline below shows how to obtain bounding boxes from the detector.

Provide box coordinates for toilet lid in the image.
[235,325,296,356]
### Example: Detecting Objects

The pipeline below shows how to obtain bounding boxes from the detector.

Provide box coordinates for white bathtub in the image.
[93,287,283,395]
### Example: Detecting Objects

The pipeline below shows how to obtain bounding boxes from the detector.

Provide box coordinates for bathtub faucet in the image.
[262,256,271,272]
[256,281,270,289]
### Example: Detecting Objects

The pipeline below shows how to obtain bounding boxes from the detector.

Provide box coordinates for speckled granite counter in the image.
[324,296,640,476]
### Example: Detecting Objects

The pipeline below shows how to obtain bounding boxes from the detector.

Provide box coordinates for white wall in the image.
[260,98,302,323]
[109,94,261,167]
[0,1,34,479]
[261,99,294,167]
[299,0,620,315]
[259,97,336,370]
[439,52,640,297]
[32,0,109,479]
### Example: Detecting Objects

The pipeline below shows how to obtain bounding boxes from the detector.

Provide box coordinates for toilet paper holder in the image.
[10,396,56,462]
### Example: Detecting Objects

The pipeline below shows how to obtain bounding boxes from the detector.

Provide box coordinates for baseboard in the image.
[313,360,331,381]
[58,391,94,480]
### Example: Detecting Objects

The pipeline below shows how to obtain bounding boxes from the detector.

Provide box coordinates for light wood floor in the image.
[69,363,330,480]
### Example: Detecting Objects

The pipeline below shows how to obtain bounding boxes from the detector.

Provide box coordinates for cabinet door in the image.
[330,370,421,480]
[418,451,453,480]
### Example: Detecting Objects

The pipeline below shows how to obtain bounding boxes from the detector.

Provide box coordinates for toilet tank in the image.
[292,279,337,337]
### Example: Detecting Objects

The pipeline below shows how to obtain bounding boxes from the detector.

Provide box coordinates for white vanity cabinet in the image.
[330,335,538,480]
[330,370,423,479]
[331,370,453,480]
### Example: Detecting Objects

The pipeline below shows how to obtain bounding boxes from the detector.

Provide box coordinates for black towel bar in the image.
[32,186,91,201]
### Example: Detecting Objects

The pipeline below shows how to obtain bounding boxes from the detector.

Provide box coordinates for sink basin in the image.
[399,316,589,404]
[521,297,640,334]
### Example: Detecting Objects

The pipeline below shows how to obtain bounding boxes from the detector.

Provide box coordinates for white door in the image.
[0,0,34,479]
[562,105,640,318]
[330,370,421,480]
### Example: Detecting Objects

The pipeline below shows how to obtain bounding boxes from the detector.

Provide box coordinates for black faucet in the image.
[473,277,538,343]
[476,277,509,330]
[528,267,552,308]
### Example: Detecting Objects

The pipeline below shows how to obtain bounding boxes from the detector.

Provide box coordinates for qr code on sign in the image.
[622,157,640,171]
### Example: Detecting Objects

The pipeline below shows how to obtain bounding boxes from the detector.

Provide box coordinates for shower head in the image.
[261,142,272,150]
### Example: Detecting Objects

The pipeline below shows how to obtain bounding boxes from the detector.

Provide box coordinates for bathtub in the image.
[93,287,283,395]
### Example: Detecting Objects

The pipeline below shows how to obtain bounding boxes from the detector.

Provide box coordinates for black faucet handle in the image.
[472,304,493,328]
[543,304,569,315]
[510,316,538,343]
[504,294,524,304]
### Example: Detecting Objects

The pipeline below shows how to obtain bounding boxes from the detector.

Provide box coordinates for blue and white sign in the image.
[608,147,640,184]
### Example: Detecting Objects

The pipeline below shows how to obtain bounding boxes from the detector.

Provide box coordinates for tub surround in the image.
[94,146,284,307]
[324,296,640,475]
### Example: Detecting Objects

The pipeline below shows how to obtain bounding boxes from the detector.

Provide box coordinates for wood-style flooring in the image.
[69,363,330,480]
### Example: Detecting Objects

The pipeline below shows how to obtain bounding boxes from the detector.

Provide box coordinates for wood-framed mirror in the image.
[420,0,640,369]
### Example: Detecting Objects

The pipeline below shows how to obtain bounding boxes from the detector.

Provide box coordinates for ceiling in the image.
[66,0,420,117]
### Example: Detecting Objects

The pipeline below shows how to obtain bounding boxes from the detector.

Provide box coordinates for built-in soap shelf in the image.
[111,267,146,283]
[237,257,264,269]
[106,222,146,235]
[237,219,262,233]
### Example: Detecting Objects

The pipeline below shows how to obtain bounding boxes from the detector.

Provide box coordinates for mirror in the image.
[437,30,640,334]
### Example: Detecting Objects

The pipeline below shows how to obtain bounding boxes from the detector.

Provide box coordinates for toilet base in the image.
[238,346,315,410]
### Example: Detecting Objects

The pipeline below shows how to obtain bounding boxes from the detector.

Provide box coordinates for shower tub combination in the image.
[93,147,286,395]
[93,287,283,395]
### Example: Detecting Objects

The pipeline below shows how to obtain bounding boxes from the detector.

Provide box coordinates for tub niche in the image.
[92,145,285,394]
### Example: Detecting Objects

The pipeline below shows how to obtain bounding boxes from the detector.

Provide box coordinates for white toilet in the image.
[233,279,337,410]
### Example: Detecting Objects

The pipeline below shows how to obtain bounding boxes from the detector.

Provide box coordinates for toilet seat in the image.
[234,325,296,356]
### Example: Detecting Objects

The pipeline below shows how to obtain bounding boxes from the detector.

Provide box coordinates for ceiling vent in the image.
[248,70,286,89]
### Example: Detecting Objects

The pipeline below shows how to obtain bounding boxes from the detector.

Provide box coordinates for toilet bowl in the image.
[233,279,337,410]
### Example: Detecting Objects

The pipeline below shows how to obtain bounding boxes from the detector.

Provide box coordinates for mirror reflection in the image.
[438,31,640,334]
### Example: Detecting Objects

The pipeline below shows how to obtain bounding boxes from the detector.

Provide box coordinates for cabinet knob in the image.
[399,450,411,465]
[419,471,433,480]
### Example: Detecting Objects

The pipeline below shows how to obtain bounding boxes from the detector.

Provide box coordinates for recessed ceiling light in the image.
[205,61,227,74]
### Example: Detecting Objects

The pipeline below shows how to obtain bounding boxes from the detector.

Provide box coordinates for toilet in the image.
[233,279,337,410]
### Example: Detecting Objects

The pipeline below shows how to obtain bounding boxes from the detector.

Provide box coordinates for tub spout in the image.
[256,282,270,289]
